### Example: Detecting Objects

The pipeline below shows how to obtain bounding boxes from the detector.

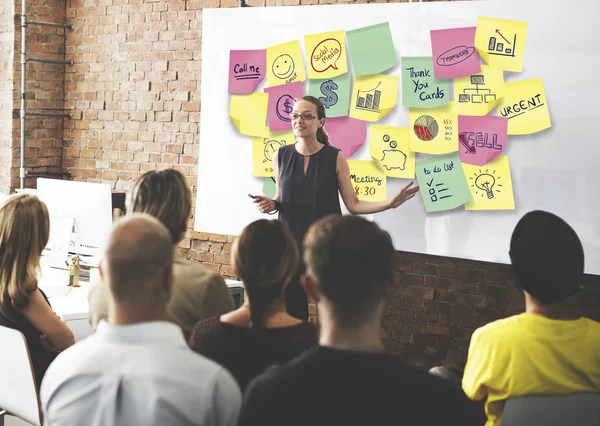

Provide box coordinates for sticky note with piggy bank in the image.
[305,31,348,80]
[369,125,415,179]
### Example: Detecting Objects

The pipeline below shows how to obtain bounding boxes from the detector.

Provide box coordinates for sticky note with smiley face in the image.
[266,40,306,88]
[304,30,348,80]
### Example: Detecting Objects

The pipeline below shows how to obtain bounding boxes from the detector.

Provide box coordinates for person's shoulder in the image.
[189,316,223,347]
[174,256,225,285]
[472,313,523,341]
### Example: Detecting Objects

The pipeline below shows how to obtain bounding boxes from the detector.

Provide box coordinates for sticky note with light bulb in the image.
[458,115,508,166]
[369,125,415,179]
[463,156,515,210]
[252,128,294,177]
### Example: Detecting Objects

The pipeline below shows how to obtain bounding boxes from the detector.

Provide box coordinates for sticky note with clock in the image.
[252,128,295,177]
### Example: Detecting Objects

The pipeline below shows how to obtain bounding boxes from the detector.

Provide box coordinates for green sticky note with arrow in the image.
[308,73,352,118]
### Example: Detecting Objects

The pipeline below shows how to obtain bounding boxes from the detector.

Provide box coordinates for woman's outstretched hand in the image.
[252,195,277,214]
[389,181,420,209]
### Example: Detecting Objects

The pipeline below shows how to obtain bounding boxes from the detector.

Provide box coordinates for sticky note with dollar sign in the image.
[264,82,304,133]
[304,30,348,80]
[308,73,351,118]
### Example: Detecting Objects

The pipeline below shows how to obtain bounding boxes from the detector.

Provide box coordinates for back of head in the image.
[510,210,584,304]
[104,214,174,308]
[232,219,298,329]
[127,169,192,245]
[0,194,50,323]
[303,215,394,327]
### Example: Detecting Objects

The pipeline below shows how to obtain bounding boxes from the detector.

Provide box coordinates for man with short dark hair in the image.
[239,214,482,426]
[462,210,600,426]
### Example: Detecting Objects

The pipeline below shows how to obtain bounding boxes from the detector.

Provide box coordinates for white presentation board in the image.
[196,0,600,274]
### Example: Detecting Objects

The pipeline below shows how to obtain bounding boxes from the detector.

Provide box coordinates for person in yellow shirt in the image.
[462,210,600,426]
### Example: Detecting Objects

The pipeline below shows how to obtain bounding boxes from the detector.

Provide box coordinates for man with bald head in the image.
[41,214,241,426]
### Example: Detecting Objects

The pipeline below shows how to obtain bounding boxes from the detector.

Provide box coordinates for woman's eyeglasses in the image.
[289,113,317,121]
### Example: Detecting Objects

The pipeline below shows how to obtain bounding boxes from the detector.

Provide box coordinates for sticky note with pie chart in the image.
[349,74,398,122]
[458,115,508,167]
[409,102,458,154]
[495,78,551,135]
[266,40,306,88]
[264,81,304,132]
[475,16,528,72]
[463,155,515,210]
[230,92,268,137]
[347,160,387,202]
[252,128,294,177]
[454,65,504,116]
[369,125,415,179]
[304,30,348,80]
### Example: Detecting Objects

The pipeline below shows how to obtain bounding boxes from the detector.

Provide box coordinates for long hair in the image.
[0,194,50,324]
[232,220,299,329]
[297,95,331,146]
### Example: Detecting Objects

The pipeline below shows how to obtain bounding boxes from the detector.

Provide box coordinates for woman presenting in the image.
[253,96,419,320]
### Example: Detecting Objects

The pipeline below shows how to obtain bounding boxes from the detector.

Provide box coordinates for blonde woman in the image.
[0,194,75,387]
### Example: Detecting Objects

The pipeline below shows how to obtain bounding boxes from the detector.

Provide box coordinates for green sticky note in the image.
[262,177,276,198]
[415,153,471,213]
[308,73,352,118]
[347,22,397,77]
[401,57,450,108]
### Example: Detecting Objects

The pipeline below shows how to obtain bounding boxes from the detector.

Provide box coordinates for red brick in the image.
[209,243,224,253]
[402,298,425,311]
[412,287,435,300]
[383,340,399,353]
[402,343,426,355]
[426,325,450,336]
[413,334,437,345]
[413,263,437,275]
[455,293,486,308]
[196,252,214,262]
[451,305,478,319]
[391,309,414,320]
[394,286,412,298]
[402,321,426,334]
[425,276,449,290]
[395,261,413,273]
[391,330,411,343]
[437,265,461,279]
[414,312,438,323]
[401,273,424,287]
[434,290,455,303]
[214,254,230,265]
[425,301,451,315]
[450,280,478,294]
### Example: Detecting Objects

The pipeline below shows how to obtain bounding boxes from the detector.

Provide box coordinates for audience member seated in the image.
[88,169,235,339]
[189,219,317,390]
[462,210,600,426]
[41,214,241,426]
[239,215,483,426]
[0,194,75,388]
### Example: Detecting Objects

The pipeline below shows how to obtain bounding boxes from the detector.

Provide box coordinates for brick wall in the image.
[4,0,598,369]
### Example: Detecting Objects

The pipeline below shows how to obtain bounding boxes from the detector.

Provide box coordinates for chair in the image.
[0,326,42,426]
[500,393,600,426]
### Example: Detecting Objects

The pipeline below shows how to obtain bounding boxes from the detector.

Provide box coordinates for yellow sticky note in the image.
[266,40,306,88]
[349,74,398,122]
[463,156,515,210]
[454,65,504,116]
[347,160,387,202]
[252,128,294,177]
[475,17,528,72]
[409,102,458,154]
[496,78,551,135]
[230,93,268,137]
[369,126,415,179]
[304,31,348,80]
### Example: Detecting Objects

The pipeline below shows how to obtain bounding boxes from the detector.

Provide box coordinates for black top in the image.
[188,316,318,391]
[239,346,486,426]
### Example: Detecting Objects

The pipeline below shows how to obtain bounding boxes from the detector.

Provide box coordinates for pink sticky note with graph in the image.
[431,27,481,79]
[326,116,368,159]
[228,50,266,94]
[264,82,304,133]
[458,115,508,167]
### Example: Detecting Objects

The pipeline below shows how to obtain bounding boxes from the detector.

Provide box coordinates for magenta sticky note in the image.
[458,115,508,166]
[431,27,481,79]
[228,50,266,94]
[326,116,368,159]
[264,82,304,133]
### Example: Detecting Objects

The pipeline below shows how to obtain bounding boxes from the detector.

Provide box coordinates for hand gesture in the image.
[252,195,277,214]
[389,181,420,209]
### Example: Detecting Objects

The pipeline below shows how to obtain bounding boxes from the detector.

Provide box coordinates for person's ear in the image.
[301,273,320,303]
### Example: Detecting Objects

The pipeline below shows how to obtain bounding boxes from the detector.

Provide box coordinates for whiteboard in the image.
[196,0,600,275]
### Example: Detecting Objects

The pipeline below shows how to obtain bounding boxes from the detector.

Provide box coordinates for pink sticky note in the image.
[458,115,508,166]
[326,116,368,159]
[228,50,266,94]
[431,27,481,79]
[264,82,304,132]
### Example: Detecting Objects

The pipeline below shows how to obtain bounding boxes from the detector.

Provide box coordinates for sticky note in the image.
[475,17,528,72]
[415,153,471,213]
[262,177,277,198]
[409,102,458,154]
[347,160,387,202]
[454,65,504,116]
[308,73,352,118]
[264,82,304,133]
[304,31,348,79]
[496,78,551,135]
[228,50,266,94]
[349,74,398,122]
[458,115,508,167]
[401,57,450,108]
[230,92,268,137]
[347,22,397,77]
[369,126,415,179]
[430,27,481,79]
[252,127,294,177]
[266,40,306,87]
[326,116,367,159]
[463,156,515,210]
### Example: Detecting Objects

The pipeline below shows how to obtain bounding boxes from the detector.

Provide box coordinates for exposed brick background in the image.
[2,0,599,370]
